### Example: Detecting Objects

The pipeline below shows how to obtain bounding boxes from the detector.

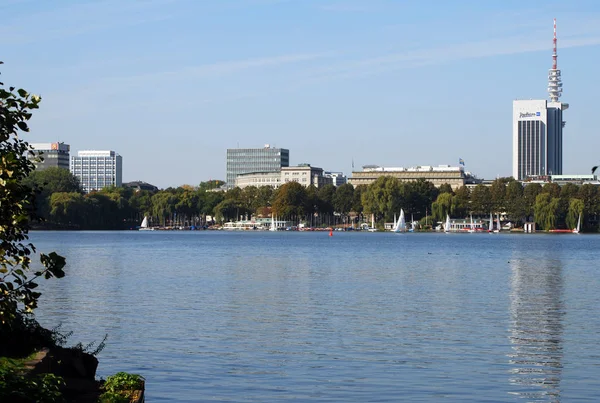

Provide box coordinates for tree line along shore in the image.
[26,168,598,232]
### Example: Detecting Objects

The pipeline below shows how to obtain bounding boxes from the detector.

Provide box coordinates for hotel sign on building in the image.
[512,99,565,180]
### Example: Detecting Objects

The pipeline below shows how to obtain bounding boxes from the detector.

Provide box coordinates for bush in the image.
[100,372,145,402]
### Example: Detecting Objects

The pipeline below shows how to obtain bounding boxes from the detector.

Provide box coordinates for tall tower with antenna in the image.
[547,18,563,102]
[513,19,567,180]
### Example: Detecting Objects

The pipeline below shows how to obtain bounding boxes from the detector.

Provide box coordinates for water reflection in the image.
[508,249,564,401]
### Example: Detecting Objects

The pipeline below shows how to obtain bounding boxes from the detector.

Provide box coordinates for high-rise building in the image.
[512,100,566,179]
[28,142,70,170]
[513,19,568,180]
[70,150,122,193]
[226,144,289,189]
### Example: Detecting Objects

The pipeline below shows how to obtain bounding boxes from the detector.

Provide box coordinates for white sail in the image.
[495,213,501,232]
[468,214,475,233]
[392,209,406,233]
[488,213,493,232]
[574,213,581,234]
[444,214,451,233]
[270,213,277,231]
[139,216,154,231]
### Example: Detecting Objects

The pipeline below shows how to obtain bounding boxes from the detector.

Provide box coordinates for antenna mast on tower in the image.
[548,18,563,102]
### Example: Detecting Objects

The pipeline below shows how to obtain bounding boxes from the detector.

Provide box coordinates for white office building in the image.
[70,150,122,193]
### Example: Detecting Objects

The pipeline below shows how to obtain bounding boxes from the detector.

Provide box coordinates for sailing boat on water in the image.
[392,209,406,233]
[573,213,581,234]
[139,216,154,231]
[494,213,501,233]
[269,213,277,232]
[467,214,475,233]
[488,213,493,233]
[444,214,451,233]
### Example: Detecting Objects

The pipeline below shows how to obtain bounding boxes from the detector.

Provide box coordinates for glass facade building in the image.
[70,150,123,193]
[513,100,565,180]
[226,145,289,189]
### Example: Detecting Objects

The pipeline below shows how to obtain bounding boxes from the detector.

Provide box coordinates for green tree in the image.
[566,198,584,230]
[318,184,336,216]
[489,178,509,213]
[470,185,492,216]
[534,193,560,230]
[432,192,454,222]
[402,179,438,219]
[578,184,598,218]
[361,176,402,223]
[151,191,177,226]
[352,184,366,218]
[22,167,81,218]
[541,182,561,198]
[438,183,454,195]
[213,198,241,222]
[198,180,224,191]
[0,66,66,340]
[505,180,525,224]
[333,183,354,216]
[453,186,470,218]
[49,192,86,227]
[272,182,306,220]
[256,186,274,210]
[523,183,542,222]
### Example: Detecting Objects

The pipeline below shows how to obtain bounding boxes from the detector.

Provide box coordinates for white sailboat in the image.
[392,209,406,233]
[488,213,493,233]
[368,213,377,232]
[444,214,451,233]
[269,213,277,232]
[494,213,501,233]
[467,214,475,233]
[573,213,581,234]
[139,216,154,231]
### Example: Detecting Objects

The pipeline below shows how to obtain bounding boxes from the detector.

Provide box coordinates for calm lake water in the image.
[30,230,600,402]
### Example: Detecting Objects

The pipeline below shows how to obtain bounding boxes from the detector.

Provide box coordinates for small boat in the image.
[573,213,581,234]
[391,209,406,233]
[444,214,451,233]
[488,213,493,233]
[139,216,154,231]
[269,213,277,232]
[493,213,501,233]
[467,214,475,233]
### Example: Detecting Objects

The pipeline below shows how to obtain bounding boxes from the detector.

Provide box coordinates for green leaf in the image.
[17,121,29,131]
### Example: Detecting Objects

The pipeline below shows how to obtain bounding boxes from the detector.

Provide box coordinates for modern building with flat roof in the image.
[226,144,289,190]
[70,150,122,193]
[512,100,567,180]
[348,165,479,190]
[28,142,70,170]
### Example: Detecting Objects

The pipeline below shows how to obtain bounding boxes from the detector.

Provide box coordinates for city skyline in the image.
[4,1,600,188]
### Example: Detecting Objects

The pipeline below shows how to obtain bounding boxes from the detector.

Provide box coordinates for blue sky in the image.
[3,0,600,188]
